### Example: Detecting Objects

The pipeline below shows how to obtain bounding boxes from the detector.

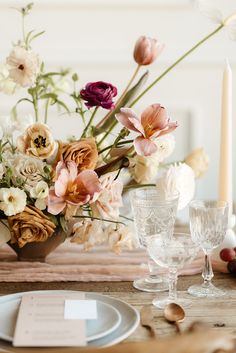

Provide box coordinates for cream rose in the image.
[17,123,56,159]
[8,205,56,248]
[11,154,46,191]
[184,148,209,178]
[59,137,98,172]
[129,155,159,184]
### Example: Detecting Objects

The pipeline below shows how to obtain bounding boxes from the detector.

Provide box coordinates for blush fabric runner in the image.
[0,241,227,282]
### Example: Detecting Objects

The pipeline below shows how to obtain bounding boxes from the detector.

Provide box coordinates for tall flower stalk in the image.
[129,24,224,108]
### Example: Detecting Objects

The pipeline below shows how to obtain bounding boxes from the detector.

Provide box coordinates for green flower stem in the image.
[73,215,125,225]
[44,98,50,124]
[123,183,156,190]
[98,139,134,155]
[97,119,117,147]
[32,91,39,122]
[129,24,224,108]
[96,64,141,128]
[82,106,98,137]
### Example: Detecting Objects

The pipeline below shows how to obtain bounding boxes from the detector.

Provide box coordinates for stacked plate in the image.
[0,290,140,347]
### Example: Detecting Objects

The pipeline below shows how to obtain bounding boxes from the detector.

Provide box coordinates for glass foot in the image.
[133,277,168,292]
[152,295,192,309]
[188,283,226,298]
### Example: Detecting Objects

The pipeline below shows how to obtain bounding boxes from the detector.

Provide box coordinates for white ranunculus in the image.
[0,187,27,216]
[0,63,18,95]
[6,46,40,87]
[157,163,195,210]
[152,134,175,162]
[129,154,160,184]
[11,154,46,191]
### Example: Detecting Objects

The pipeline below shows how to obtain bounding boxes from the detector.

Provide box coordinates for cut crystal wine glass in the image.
[188,200,228,298]
[130,187,179,292]
[147,232,199,308]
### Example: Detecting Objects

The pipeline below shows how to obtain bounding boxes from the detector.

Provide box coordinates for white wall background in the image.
[0,0,236,203]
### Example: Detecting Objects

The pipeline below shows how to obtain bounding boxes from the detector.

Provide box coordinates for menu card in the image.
[13,293,87,347]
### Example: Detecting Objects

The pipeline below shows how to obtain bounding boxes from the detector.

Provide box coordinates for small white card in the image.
[64,300,97,320]
[13,293,87,347]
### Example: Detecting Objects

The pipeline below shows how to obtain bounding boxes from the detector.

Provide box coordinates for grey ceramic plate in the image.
[0,290,140,347]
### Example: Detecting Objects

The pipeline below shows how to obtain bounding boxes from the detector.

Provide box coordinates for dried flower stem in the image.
[96,64,140,128]
[73,215,125,225]
[123,183,156,190]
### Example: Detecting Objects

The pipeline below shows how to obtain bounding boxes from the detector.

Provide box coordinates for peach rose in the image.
[184,148,209,178]
[59,137,98,172]
[8,205,56,248]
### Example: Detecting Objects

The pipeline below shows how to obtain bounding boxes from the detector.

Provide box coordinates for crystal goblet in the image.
[188,200,228,298]
[130,187,179,292]
[147,232,199,308]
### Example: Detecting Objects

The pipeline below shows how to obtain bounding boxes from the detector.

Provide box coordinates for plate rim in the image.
[0,292,122,343]
[0,290,140,347]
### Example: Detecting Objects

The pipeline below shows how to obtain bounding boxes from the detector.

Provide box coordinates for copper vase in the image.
[8,229,66,262]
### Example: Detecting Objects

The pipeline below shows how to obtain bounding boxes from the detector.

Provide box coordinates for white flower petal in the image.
[197,0,223,24]
[157,163,195,210]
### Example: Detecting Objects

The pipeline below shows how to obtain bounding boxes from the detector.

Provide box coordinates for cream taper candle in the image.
[218,59,232,219]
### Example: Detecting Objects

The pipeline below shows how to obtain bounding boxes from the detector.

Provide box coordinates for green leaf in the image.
[59,216,68,233]
[41,93,58,100]
[56,99,71,114]
[47,214,59,227]
[28,30,45,44]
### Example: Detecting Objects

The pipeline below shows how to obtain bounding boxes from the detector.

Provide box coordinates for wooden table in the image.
[1,272,236,342]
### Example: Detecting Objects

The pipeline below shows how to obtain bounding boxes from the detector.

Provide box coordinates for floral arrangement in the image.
[0,2,234,255]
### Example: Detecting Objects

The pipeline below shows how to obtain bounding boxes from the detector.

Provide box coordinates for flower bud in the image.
[133,36,164,66]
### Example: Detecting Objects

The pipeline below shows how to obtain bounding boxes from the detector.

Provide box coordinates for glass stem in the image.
[168,268,178,301]
[147,258,160,280]
[202,253,214,286]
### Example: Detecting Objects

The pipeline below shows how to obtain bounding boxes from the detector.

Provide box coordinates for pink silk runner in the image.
[0,241,228,282]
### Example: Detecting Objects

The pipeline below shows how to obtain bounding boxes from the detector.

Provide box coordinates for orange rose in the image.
[59,137,98,172]
[8,205,56,248]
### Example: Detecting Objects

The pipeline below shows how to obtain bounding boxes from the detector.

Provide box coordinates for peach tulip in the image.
[116,104,177,156]
[133,36,164,66]
[48,161,102,215]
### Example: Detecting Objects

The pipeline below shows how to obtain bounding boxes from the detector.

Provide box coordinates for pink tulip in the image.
[48,161,102,215]
[133,36,164,66]
[116,104,178,156]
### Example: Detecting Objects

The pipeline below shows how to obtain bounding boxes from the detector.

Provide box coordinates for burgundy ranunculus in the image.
[80,81,117,110]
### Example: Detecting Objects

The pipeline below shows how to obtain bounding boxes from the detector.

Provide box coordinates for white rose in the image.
[157,163,195,210]
[0,187,27,216]
[11,154,46,191]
